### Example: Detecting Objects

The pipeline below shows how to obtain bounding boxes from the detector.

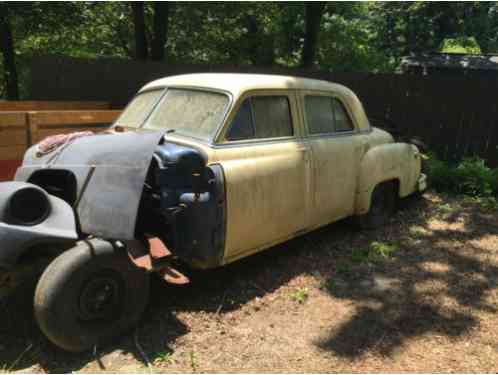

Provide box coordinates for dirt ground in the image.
[1,191,498,373]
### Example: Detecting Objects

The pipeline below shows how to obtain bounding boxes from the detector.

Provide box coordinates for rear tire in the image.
[34,238,149,352]
[356,182,397,229]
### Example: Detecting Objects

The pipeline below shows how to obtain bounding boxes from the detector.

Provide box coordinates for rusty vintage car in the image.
[0,74,426,351]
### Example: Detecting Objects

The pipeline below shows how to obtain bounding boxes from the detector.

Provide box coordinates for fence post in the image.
[28,111,38,146]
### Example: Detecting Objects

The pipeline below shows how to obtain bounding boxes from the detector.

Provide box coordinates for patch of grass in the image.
[352,248,370,263]
[153,350,173,365]
[290,288,309,303]
[436,203,453,215]
[409,225,427,238]
[318,278,335,292]
[370,241,398,258]
[352,242,398,264]
[336,263,352,275]
[463,195,498,211]
[189,350,198,372]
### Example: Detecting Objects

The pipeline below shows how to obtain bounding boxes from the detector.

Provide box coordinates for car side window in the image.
[305,95,354,134]
[226,99,255,141]
[252,96,293,138]
[332,98,354,132]
[305,96,334,134]
[226,96,293,141]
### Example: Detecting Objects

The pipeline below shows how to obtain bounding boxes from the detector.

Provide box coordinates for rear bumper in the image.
[418,173,427,192]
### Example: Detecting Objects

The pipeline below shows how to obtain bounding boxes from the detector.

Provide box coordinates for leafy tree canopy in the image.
[2,1,498,99]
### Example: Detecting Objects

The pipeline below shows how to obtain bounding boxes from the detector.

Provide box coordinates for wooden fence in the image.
[0,107,121,181]
[323,73,498,166]
[0,101,111,111]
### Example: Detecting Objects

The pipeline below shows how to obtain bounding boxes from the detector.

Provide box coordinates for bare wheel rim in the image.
[77,270,124,322]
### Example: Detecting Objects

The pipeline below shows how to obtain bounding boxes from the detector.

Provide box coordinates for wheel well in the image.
[28,169,77,206]
[383,179,400,197]
[16,242,74,267]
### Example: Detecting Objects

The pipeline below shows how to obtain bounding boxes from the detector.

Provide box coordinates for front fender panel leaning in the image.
[0,182,77,268]
[15,130,168,240]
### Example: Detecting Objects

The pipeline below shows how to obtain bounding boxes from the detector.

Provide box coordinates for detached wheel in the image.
[357,182,397,229]
[34,239,149,352]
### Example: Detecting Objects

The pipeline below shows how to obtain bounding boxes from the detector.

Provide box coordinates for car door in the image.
[213,90,311,264]
[300,91,364,228]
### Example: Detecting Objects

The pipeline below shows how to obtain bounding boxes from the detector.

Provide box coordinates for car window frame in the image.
[216,90,300,146]
[331,97,355,133]
[301,91,359,138]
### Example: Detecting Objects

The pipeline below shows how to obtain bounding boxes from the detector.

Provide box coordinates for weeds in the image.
[336,263,352,275]
[153,350,173,365]
[435,203,454,215]
[352,241,398,264]
[290,288,309,303]
[318,277,335,292]
[189,350,197,372]
[426,154,498,200]
[463,195,498,212]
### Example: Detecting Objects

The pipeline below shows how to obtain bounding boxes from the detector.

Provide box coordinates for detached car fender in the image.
[355,143,421,214]
[0,182,77,268]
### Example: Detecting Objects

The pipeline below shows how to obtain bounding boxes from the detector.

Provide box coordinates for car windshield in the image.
[115,90,163,128]
[144,88,230,141]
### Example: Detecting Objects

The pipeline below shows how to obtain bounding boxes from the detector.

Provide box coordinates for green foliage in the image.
[318,4,394,73]
[153,350,173,365]
[462,195,498,212]
[290,287,309,303]
[336,263,352,276]
[439,37,481,54]
[426,154,498,198]
[189,350,197,372]
[352,241,398,264]
[435,203,454,215]
[4,2,498,100]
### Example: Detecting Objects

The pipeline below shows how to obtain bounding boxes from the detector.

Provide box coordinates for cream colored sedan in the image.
[2,73,426,351]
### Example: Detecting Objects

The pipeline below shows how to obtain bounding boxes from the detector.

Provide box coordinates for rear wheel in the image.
[34,239,149,352]
[356,182,397,229]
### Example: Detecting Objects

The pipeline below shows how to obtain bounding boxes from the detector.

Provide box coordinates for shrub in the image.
[426,154,498,198]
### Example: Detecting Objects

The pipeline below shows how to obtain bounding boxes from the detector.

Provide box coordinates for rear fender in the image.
[355,143,421,214]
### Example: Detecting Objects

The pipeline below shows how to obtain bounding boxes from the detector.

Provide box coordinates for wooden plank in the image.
[0,112,27,128]
[0,160,22,182]
[28,110,120,144]
[0,101,110,111]
[0,145,26,160]
[0,128,27,147]
[29,110,121,126]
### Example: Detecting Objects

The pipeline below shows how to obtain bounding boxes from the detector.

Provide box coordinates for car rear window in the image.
[226,96,293,141]
[305,96,354,134]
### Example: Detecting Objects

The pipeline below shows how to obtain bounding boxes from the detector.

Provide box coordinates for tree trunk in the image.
[150,2,169,61]
[0,4,19,100]
[131,2,148,60]
[301,2,325,69]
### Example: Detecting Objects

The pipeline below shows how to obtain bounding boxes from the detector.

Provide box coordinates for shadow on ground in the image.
[315,195,498,358]
[0,193,497,371]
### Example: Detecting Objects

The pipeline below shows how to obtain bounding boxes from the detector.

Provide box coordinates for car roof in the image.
[140,73,353,96]
[139,73,372,132]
